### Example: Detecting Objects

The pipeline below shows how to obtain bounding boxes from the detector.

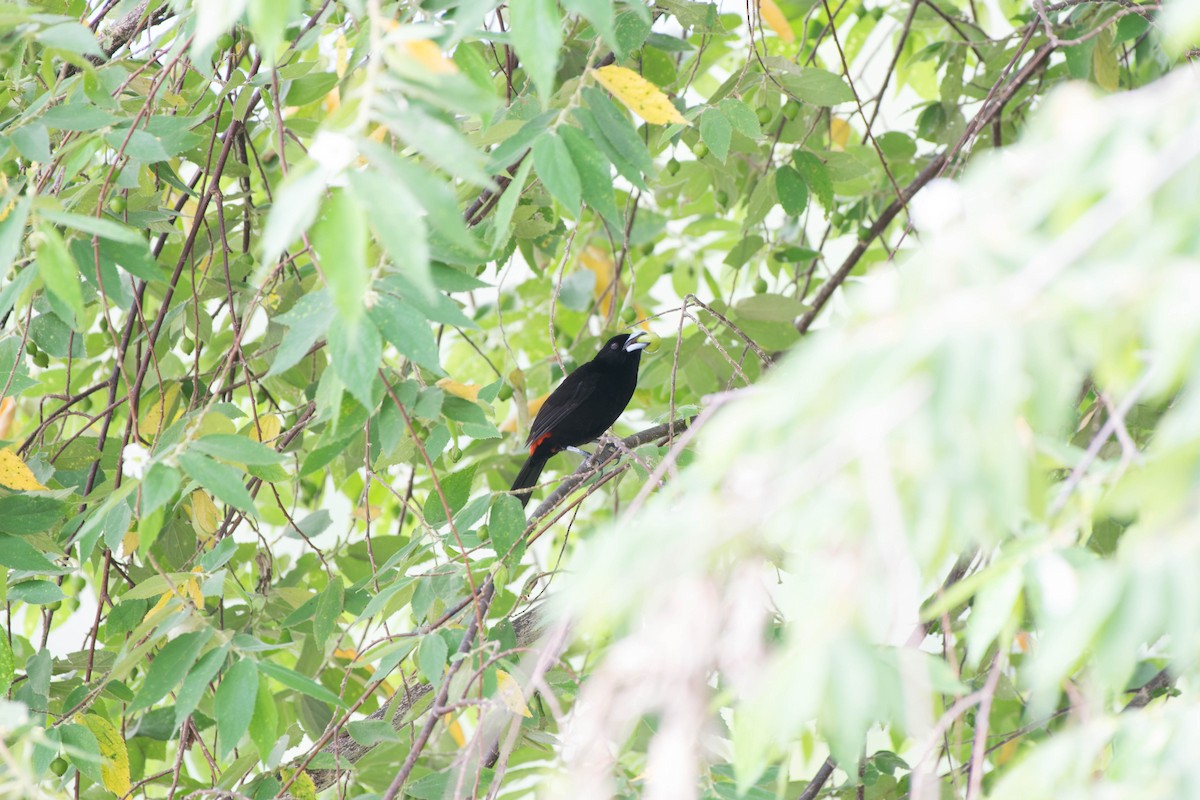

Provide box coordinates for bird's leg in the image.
[565,446,593,458]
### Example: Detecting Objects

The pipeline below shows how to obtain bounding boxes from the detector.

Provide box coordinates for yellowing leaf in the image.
[122,528,140,558]
[351,504,383,520]
[830,117,851,150]
[248,414,282,443]
[0,397,15,439]
[580,246,618,316]
[400,39,458,75]
[189,490,221,536]
[444,713,467,746]
[82,715,131,796]
[0,450,47,491]
[495,669,532,718]
[140,382,181,439]
[594,65,689,126]
[284,769,318,800]
[758,0,796,42]
[149,572,204,617]
[436,378,481,403]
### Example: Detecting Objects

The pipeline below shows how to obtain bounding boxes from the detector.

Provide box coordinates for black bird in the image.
[511,331,650,508]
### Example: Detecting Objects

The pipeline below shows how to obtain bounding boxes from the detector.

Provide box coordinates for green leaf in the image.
[489,494,526,565]
[311,188,369,329]
[10,125,50,163]
[312,579,344,651]
[192,434,285,465]
[580,87,653,184]
[269,290,333,377]
[248,0,300,64]
[346,719,401,746]
[35,224,84,328]
[418,633,449,687]
[285,73,339,106]
[719,98,762,140]
[792,150,834,211]
[368,292,444,375]
[260,166,325,269]
[327,318,382,410]
[424,465,477,528]
[0,634,13,698]
[509,0,563,104]
[214,658,258,758]
[532,133,582,211]
[346,169,433,301]
[59,723,103,785]
[491,158,534,251]
[560,125,620,230]
[41,103,118,131]
[175,643,231,729]
[562,0,616,49]
[775,166,809,216]
[37,22,104,57]
[37,208,146,245]
[178,452,257,514]
[129,630,214,713]
[0,495,65,535]
[0,534,56,572]
[104,129,171,162]
[0,194,31,283]
[257,661,348,708]
[249,676,279,759]
[699,107,733,163]
[8,580,65,604]
[782,68,855,106]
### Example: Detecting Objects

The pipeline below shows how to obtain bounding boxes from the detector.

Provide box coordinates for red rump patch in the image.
[529,431,551,455]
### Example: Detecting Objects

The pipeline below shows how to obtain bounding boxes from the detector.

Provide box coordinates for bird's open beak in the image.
[624,331,650,352]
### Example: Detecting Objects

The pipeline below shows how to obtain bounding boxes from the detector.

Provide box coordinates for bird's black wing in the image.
[524,366,601,449]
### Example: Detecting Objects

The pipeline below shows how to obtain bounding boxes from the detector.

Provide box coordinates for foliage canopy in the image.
[0,0,1196,798]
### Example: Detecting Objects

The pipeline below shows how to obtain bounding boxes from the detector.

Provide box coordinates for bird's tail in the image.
[511,451,550,508]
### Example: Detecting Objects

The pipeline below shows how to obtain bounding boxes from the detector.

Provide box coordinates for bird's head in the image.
[595,331,650,365]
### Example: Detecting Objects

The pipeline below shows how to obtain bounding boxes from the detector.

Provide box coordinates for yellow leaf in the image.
[579,246,618,316]
[758,0,796,42]
[399,39,458,75]
[351,504,383,520]
[0,397,15,439]
[248,414,282,443]
[82,715,131,796]
[0,450,47,491]
[187,577,204,609]
[444,713,467,746]
[830,117,851,150]
[594,65,689,126]
[284,769,318,800]
[189,490,221,536]
[495,669,532,718]
[121,529,139,558]
[140,382,181,439]
[436,378,481,403]
[149,573,204,617]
